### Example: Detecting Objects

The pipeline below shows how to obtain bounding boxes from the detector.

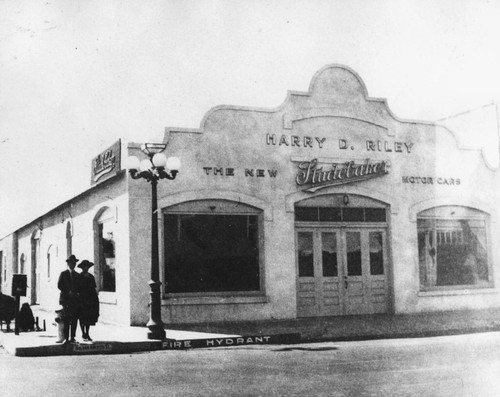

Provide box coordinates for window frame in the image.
[94,207,117,299]
[417,206,494,292]
[46,244,56,280]
[162,200,265,299]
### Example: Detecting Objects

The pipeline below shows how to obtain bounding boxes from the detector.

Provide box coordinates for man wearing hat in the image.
[57,255,82,343]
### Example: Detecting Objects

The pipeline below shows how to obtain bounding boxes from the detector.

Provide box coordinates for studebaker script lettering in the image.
[296,158,389,192]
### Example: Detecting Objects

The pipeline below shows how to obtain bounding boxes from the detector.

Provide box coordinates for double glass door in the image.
[296,228,388,317]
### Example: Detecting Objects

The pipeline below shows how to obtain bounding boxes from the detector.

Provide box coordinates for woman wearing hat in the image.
[77,260,99,341]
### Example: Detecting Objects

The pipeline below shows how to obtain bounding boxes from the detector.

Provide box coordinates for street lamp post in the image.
[125,143,181,340]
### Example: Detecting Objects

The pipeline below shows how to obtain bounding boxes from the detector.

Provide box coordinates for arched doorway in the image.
[31,229,41,305]
[295,194,391,317]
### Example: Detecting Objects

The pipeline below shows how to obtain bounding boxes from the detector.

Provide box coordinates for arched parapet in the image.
[308,63,369,100]
[302,64,428,127]
[157,190,273,222]
[408,197,496,223]
[162,64,498,172]
[164,64,401,138]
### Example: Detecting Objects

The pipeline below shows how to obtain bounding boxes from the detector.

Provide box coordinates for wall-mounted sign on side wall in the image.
[91,140,121,185]
[295,158,390,192]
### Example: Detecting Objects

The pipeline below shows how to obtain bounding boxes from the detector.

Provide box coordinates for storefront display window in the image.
[418,206,491,290]
[164,201,262,294]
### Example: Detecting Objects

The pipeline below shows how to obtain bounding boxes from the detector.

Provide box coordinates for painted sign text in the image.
[203,167,278,178]
[402,176,461,185]
[161,334,300,350]
[266,134,414,154]
[296,158,390,192]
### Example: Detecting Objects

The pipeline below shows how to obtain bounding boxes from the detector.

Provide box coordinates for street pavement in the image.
[2,306,500,356]
[2,332,500,396]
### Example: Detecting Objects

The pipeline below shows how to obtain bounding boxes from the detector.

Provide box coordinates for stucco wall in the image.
[136,64,500,323]
[5,65,497,327]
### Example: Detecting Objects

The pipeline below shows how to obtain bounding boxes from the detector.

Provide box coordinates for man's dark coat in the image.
[58,269,82,311]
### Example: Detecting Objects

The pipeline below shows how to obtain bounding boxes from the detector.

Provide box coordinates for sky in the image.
[1,0,499,237]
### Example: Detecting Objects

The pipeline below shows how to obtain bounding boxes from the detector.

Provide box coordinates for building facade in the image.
[1,65,499,326]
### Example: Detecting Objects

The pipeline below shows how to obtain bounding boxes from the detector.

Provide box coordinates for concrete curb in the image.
[10,341,155,357]
[4,327,500,356]
[0,332,302,357]
[300,326,500,343]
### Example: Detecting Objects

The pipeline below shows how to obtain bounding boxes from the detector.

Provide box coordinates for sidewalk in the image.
[170,307,500,342]
[0,306,242,356]
[2,307,500,357]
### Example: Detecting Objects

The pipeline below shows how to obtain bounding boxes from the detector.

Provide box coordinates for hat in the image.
[66,255,79,263]
[78,260,94,269]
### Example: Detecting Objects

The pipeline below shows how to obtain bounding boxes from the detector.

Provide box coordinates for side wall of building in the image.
[0,233,16,296]
[1,173,132,325]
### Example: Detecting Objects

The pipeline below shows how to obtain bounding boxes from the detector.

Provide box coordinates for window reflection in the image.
[165,214,261,292]
[100,221,116,292]
[346,232,361,276]
[322,233,337,277]
[418,214,489,289]
[369,232,384,275]
[298,232,314,277]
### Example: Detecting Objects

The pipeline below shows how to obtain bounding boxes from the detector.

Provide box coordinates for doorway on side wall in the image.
[31,229,41,305]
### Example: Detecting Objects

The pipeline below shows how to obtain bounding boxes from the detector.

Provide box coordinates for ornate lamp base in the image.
[147,280,166,340]
[147,327,166,340]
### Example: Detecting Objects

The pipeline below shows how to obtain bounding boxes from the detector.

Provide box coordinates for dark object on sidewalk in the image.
[0,292,16,331]
[55,308,66,343]
[17,303,35,332]
[33,316,42,331]
[11,274,27,297]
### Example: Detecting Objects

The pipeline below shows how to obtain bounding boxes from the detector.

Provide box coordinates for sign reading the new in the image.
[91,140,121,185]
[295,158,390,192]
